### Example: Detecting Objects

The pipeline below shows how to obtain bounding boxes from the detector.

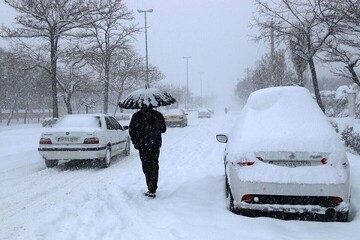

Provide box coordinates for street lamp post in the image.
[183,56,191,110]
[199,72,204,107]
[138,9,153,89]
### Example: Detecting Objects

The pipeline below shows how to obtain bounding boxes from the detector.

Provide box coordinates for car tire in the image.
[123,138,131,156]
[45,159,58,168]
[101,147,111,168]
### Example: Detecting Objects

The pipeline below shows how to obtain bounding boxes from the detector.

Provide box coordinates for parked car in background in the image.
[198,108,211,118]
[163,108,188,127]
[216,86,351,222]
[40,117,58,127]
[38,114,130,168]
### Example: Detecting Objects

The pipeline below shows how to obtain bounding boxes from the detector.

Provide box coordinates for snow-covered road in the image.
[1,112,359,240]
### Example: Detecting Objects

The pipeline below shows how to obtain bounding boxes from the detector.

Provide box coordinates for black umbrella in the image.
[119,87,176,109]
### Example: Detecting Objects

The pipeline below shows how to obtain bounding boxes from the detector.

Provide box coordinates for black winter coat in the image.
[129,108,166,150]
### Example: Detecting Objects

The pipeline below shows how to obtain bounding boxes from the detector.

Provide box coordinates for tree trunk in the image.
[308,57,325,112]
[7,97,18,126]
[103,67,109,114]
[64,94,73,114]
[347,65,360,87]
[24,101,29,124]
[51,35,59,118]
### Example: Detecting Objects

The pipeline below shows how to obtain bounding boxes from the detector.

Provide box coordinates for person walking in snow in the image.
[129,106,166,198]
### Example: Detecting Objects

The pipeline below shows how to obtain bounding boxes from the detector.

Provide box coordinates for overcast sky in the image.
[125,0,267,102]
[0,0,268,108]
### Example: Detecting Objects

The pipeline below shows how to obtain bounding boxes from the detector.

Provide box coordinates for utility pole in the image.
[138,9,153,89]
[183,56,191,110]
[199,72,204,106]
[270,19,280,86]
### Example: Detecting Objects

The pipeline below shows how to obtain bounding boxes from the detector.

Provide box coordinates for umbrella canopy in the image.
[119,87,176,109]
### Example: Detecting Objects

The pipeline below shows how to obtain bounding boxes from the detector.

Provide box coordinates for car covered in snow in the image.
[216,86,351,221]
[38,114,130,168]
[198,108,212,118]
[163,108,188,127]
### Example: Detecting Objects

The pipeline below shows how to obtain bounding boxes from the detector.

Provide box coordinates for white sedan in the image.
[216,86,351,222]
[38,114,130,168]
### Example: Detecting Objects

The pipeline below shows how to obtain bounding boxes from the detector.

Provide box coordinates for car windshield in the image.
[54,116,101,129]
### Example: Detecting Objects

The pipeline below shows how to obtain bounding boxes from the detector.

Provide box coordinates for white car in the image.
[216,86,351,222]
[198,108,211,118]
[38,114,130,168]
[163,109,188,127]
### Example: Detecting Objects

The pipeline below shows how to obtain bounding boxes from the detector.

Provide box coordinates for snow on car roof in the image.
[227,86,345,160]
[53,115,102,129]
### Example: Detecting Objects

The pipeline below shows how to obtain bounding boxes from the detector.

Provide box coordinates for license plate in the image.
[57,137,79,143]
[268,161,311,167]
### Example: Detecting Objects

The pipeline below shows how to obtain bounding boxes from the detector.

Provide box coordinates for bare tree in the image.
[0,0,113,117]
[253,0,343,112]
[56,51,93,114]
[322,0,360,86]
[289,27,308,87]
[0,47,46,125]
[81,0,139,113]
[235,51,294,101]
[110,49,143,113]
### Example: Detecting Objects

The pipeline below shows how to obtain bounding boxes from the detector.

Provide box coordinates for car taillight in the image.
[83,137,99,144]
[237,161,255,166]
[242,194,254,203]
[39,138,52,144]
[332,197,343,205]
[321,158,327,164]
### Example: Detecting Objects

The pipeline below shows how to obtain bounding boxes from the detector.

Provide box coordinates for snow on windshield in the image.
[227,86,345,160]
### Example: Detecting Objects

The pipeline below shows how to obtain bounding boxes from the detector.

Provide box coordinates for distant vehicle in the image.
[216,86,351,222]
[40,117,58,127]
[38,114,130,168]
[198,108,211,118]
[163,108,188,127]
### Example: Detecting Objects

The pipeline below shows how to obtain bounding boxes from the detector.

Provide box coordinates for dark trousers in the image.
[139,147,160,193]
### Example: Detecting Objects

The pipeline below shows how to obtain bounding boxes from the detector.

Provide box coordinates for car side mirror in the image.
[122,125,129,130]
[216,134,228,143]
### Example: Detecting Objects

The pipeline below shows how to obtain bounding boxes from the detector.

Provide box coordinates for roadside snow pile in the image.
[331,117,360,155]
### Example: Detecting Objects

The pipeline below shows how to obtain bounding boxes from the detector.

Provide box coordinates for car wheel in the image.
[45,159,58,168]
[101,147,111,168]
[123,138,130,156]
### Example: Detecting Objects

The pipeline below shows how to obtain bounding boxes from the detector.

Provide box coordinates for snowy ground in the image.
[0,111,359,240]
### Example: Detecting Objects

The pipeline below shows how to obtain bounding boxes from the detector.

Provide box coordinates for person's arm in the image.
[157,112,166,133]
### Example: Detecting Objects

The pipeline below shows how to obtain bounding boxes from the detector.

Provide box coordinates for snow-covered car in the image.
[198,108,211,118]
[163,109,188,127]
[38,114,131,168]
[216,86,351,222]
